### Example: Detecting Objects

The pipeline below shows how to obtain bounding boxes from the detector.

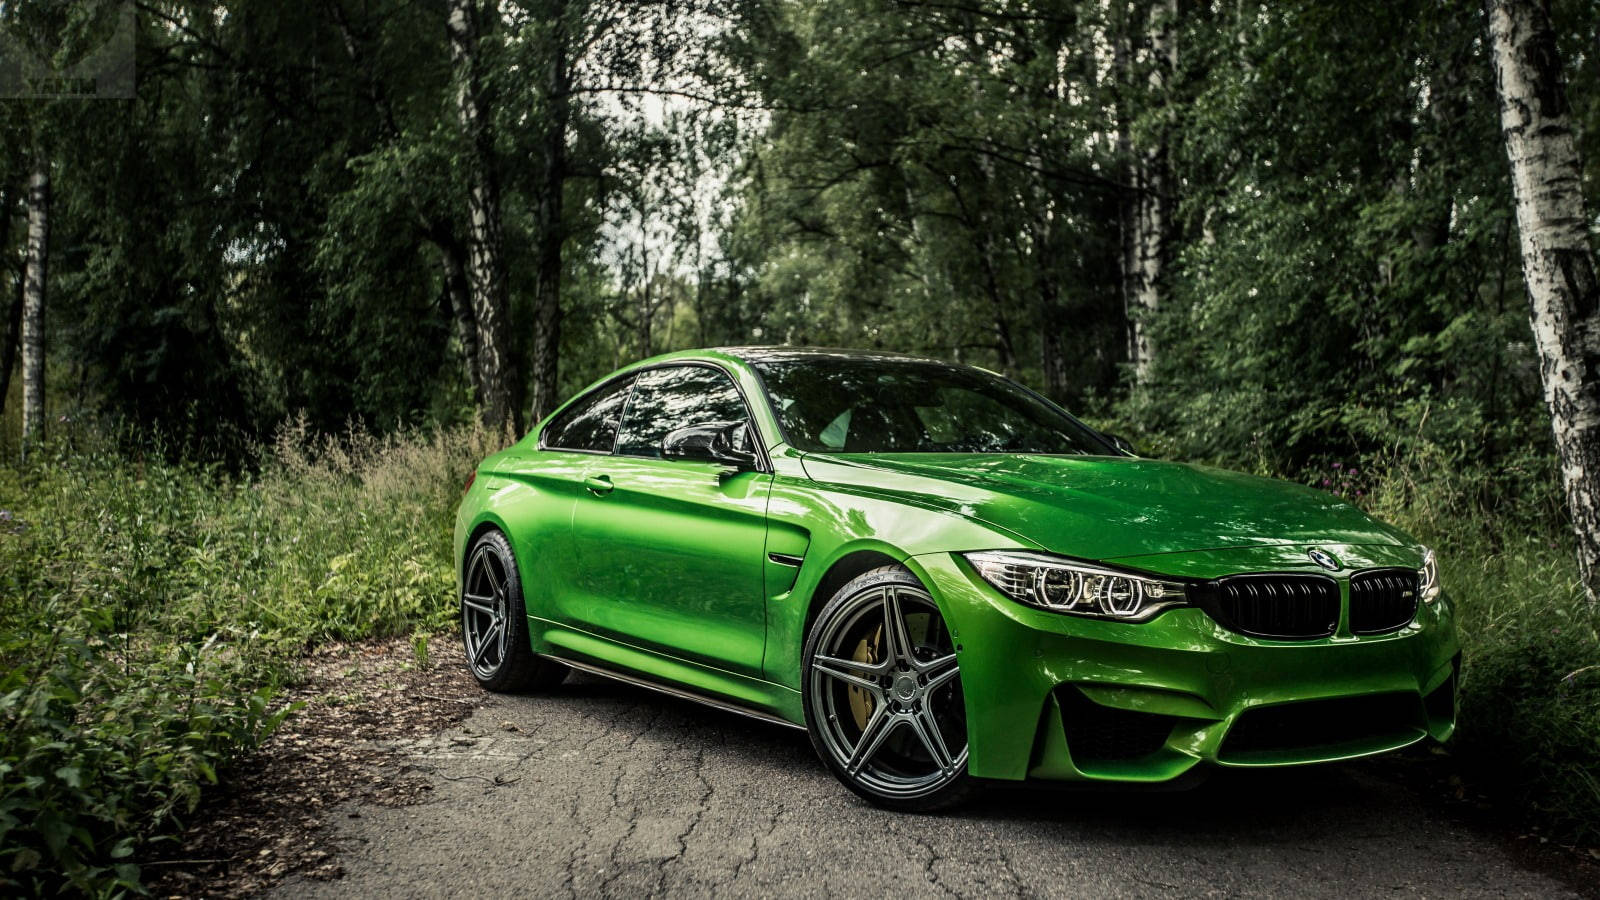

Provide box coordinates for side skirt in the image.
[532,617,806,730]
[548,655,806,732]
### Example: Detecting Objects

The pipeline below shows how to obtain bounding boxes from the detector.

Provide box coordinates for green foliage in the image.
[1454,563,1600,842]
[725,0,1125,399]
[1125,0,1537,473]
[723,0,1595,484]
[413,632,431,669]
[0,422,496,893]
[0,628,287,894]
[1365,454,1600,844]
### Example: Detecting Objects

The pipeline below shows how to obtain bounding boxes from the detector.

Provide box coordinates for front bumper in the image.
[907,549,1460,783]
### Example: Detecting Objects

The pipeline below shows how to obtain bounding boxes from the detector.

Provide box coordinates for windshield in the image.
[751,356,1116,455]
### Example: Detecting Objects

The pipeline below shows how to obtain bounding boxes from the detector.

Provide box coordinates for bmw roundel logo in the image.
[1307,548,1340,571]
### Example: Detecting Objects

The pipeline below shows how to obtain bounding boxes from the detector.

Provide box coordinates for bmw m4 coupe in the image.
[454,347,1459,810]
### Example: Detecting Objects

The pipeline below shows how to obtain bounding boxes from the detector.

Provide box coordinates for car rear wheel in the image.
[461,530,567,692]
[802,565,974,811]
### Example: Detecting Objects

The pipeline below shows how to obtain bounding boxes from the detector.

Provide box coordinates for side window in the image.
[542,377,634,453]
[615,366,750,458]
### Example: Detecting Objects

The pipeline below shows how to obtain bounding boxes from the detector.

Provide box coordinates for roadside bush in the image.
[1365,446,1600,845]
[0,421,499,893]
[172,415,501,645]
[0,622,286,894]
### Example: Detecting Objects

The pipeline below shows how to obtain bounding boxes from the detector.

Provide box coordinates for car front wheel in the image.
[802,565,973,811]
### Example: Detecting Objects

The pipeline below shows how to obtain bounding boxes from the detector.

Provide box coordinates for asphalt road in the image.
[274,673,1575,899]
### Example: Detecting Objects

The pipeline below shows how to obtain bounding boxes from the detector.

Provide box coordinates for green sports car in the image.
[454,347,1458,810]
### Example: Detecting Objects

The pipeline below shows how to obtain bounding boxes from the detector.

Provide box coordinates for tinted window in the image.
[753,357,1113,455]
[542,376,634,452]
[616,366,750,458]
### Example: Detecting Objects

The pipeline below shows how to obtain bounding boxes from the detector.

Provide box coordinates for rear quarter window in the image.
[541,376,635,453]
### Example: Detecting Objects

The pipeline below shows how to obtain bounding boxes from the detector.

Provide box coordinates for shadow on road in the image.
[557,671,1417,829]
[272,668,1586,898]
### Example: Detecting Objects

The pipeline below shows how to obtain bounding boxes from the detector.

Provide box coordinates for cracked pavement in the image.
[273,673,1577,899]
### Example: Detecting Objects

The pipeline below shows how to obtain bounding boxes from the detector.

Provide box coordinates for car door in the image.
[504,374,636,620]
[564,364,772,677]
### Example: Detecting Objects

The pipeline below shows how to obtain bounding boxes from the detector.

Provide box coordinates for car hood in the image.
[798,452,1409,560]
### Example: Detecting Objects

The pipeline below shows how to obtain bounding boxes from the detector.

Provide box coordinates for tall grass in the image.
[0,420,502,894]
[1363,443,1600,843]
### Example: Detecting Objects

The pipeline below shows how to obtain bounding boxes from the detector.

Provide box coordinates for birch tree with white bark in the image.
[448,0,522,433]
[1120,0,1177,385]
[1487,0,1600,604]
[20,157,48,449]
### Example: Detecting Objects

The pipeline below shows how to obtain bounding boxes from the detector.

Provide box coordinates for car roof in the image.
[617,345,964,374]
[710,346,956,366]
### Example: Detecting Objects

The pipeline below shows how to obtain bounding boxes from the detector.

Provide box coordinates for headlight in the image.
[964,551,1188,621]
[1419,548,1440,603]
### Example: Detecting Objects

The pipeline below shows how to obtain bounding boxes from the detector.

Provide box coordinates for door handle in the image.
[584,474,614,495]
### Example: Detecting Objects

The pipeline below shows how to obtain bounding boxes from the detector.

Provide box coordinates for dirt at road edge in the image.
[144,632,485,898]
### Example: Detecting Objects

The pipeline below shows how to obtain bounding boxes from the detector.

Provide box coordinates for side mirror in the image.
[662,421,760,469]
[1104,432,1138,456]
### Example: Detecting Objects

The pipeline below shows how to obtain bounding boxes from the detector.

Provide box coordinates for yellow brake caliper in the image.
[847,624,882,730]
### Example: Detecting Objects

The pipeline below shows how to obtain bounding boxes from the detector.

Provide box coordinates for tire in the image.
[802,564,976,812]
[460,530,567,693]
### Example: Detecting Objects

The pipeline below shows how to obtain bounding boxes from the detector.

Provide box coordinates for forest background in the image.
[0,1,1597,893]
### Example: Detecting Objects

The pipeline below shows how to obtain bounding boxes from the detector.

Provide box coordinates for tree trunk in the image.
[1417,44,1467,254]
[435,239,481,400]
[977,223,1018,376]
[1127,161,1169,384]
[978,238,1018,375]
[1,271,19,418]
[1114,4,1143,378]
[20,160,48,446]
[956,154,1018,375]
[333,7,488,409]
[1123,0,1176,385]
[1039,291,1069,400]
[1487,0,1600,604]
[639,277,654,360]
[661,280,678,354]
[447,0,521,433]
[528,0,571,426]
[1031,206,1068,399]
[0,182,16,416]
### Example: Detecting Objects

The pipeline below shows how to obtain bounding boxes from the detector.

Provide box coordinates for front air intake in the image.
[1220,693,1425,762]
[1057,687,1176,765]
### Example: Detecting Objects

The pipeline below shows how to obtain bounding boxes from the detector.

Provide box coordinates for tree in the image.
[325,0,485,410]
[449,0,522,432]
[1119,0,1542,476]
[725,0,1127,401]
[19,155,47,447]
[0,182,18,416]
[1120,0,1178,384]
[1487,0,1600,603]
[522,0,571,426]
